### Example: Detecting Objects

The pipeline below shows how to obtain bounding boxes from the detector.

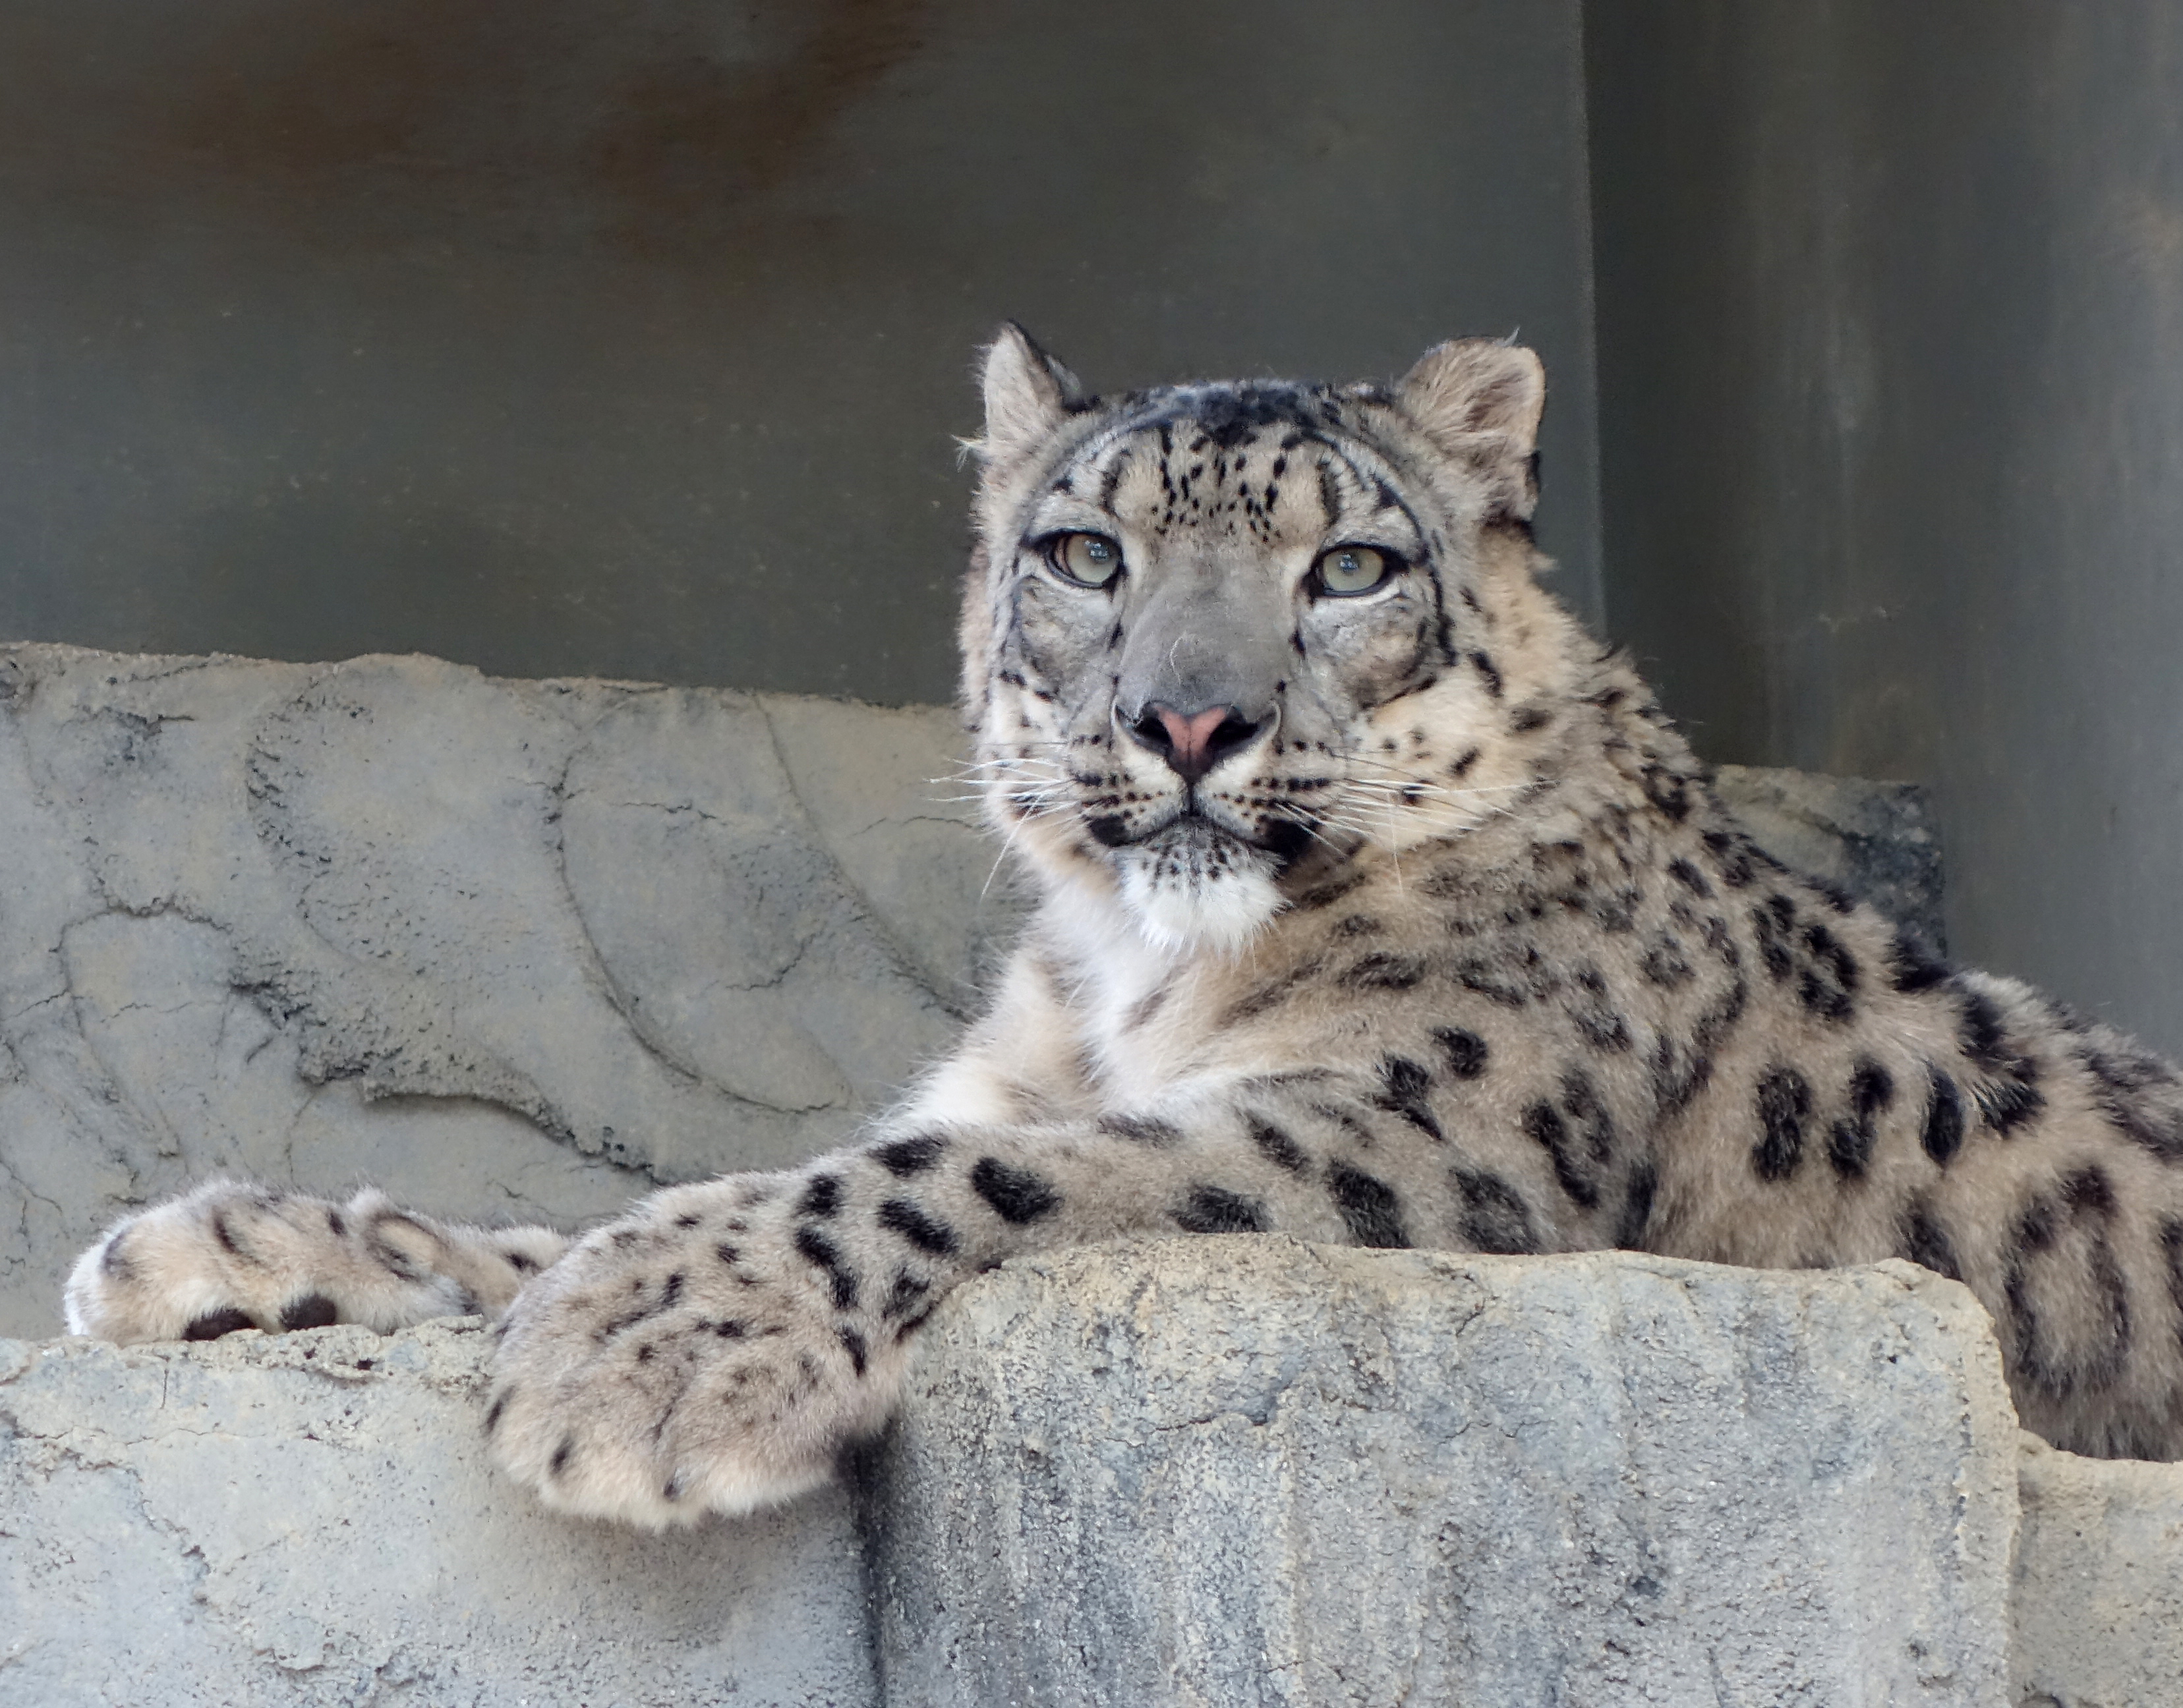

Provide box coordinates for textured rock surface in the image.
[2013,1434,2183,1707]
[869,1238,2020,1708]
[0,644,1936,1341]
[0,1318,875,1706]
[0,643,1030,1338]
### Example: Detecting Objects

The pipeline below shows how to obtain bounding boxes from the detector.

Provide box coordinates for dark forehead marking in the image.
[1097,447,1130,509]
[1090,382,1397,468]
[1370,479,1425,541]
[1100,385,1331,453]
[1323,441,1392,503]
[1302,440,1423,542]
[1186,384,1324,446]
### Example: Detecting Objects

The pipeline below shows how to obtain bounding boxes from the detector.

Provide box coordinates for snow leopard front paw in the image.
[483,1174,906,1528]
[65,1180,568,1345]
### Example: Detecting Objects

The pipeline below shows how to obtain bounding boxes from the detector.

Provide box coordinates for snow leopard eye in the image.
[1045,532,1125,588]
[1311,544,1393,597]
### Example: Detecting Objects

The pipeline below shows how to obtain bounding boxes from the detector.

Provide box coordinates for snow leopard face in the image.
[962,326,1553,952]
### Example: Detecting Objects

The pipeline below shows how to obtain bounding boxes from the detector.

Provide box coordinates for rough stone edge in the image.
[16,1244,2183,1705]
[867,1240,2025,1705]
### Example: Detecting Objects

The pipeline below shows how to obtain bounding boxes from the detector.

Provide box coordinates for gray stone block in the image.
[0,1319,876,1706]
[868,1238,2020,1708]
[2013,1433,2183,1707]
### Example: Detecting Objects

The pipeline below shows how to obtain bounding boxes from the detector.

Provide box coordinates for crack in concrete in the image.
[103,999,204,1021]
[548,785,823,1133]
[760,698,969,1021]
[1,989,69,1027]
[5,1413,215,1602]
[0,1156,65,1289]
[542,718,867,1132]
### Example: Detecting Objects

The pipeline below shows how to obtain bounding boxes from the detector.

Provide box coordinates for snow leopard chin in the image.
[1115,828,1285,955]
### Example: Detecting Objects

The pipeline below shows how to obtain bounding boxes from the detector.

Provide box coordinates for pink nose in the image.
[1155,705,1236,776]
[1123,700,1266,783]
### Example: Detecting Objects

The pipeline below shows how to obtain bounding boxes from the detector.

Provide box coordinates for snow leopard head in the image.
[960,326,1565,953]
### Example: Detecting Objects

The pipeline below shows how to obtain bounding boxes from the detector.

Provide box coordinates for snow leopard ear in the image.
[978,323,1084,475]
[1395,339,1547,522]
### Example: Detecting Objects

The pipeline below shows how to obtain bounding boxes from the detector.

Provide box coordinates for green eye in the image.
[1314,544,1393,596]
[1049,532,1125,588]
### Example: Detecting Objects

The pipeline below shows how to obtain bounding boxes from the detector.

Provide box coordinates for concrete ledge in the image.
[9,1242,2180,1704]
[28,1241,2167,1706]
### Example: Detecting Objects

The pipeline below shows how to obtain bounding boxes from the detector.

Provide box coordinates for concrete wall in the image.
[0,0,1602,705]
[1587,3,2183,1052]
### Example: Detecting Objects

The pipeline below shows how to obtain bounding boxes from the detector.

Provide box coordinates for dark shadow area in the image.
[1588,0,2183,1050]
[0,0,1601,700]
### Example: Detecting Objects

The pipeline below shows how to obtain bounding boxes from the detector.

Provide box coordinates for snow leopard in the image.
[63,326,2183,1527]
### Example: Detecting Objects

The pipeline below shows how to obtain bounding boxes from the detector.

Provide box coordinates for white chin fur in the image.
[1118,855,1283,955]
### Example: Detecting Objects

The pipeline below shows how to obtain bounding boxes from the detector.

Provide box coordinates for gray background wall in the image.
[1588,1,2183,1054]
[0,0,1602,706]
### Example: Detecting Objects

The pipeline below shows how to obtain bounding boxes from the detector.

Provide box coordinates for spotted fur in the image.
[65,329,2183,1524]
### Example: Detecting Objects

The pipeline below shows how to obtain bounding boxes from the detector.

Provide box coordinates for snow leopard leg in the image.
[484,1068,1586,1527]
[65,1178,571,1345]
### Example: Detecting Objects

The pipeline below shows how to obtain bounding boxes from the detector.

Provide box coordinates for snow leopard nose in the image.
[1126,702,1265,784]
